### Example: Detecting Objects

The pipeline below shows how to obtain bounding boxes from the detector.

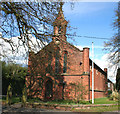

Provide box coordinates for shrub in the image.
[108,90,112,95]
[66,82,88,103]
[109,90,119,101]
[21,86,27,107]
[6,84,12,105]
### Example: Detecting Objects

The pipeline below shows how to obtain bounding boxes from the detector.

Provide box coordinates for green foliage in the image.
[2,60,27,95]
[6,84,12,105]
[108,90,112,95]
[2,61,27,80]
[107,90,112,98]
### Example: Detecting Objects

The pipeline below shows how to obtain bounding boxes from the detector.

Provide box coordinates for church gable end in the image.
[26,3,108,101]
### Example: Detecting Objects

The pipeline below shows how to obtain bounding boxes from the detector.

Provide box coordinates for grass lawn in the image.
[27,98,91,105]
[43,97,118,105]
[28,97,118,105]
[2,96,21,104]
[2,96,118,105]
[92,97,118,104]
[2,96,119,112]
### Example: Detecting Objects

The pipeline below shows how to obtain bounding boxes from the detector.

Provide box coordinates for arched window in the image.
[46,52,52,73]
[63,51,67,73]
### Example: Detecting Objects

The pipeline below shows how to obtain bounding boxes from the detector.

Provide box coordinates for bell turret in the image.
[53,2,68,41]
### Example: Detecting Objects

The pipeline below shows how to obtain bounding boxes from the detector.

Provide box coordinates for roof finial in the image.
[60,2,63,11]
[58,2,64,18]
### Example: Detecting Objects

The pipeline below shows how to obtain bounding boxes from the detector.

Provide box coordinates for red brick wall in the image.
[26,41,108,101]
[59,41,84,75]
[89,62,108,99]
[54,42,90,101]
[26,40,91,100]
[90,91,106,99]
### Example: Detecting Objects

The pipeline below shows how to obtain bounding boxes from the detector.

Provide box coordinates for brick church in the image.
[26,4,108,101]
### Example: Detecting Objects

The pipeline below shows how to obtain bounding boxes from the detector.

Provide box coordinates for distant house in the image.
[26,5,108,101]
[107,79,114,92]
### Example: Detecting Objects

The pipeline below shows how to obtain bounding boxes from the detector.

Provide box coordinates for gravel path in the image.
[2,103,70,112]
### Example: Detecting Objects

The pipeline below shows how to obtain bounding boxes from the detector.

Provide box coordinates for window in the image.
[90,66,92,71]
[108,83,110,88]
[63,52,67,73]
[46,53,52,73]
[55,50,59,73]
[96,70,98,75]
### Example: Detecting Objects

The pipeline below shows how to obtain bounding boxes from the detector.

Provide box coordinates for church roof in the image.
[108,79,113,83]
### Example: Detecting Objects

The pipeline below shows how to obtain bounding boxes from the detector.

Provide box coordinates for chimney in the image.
[83,47,90,74]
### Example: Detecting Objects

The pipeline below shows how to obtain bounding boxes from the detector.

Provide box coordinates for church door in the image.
[45,78,53,100]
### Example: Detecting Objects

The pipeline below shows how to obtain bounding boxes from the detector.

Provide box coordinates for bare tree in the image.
[104,2,120,67]
[0,2,61,59]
